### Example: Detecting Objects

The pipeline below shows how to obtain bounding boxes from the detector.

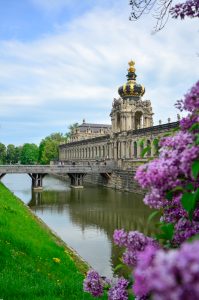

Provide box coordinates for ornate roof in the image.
[118,61,145,99]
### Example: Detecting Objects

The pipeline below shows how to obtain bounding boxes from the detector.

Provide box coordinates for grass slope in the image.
[0,183,106,300]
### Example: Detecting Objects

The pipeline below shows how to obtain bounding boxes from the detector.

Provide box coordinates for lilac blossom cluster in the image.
[108,278,129,300]
[175,81,199,112]
[113,229,158,267]
[170,0,199,19]
[133,240,199,300]
[135,131,198,209]
[83,269,104,297]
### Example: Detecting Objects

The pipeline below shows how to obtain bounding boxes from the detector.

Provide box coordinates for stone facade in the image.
[59,60,179,170]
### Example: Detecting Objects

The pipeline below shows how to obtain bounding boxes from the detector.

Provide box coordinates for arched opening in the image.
[140,142,144,157]
[95,147,97,158]
[99,146,101,158]
[134,141,137,158]
[135,111,143,130]
[147,140,151,156]
[102,145,105,158]
[116,112,121,131]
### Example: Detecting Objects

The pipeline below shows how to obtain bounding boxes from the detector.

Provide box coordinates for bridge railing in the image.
[0,164,113,174]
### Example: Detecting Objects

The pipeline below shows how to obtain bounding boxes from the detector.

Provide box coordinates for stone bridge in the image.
[0,164,113,189]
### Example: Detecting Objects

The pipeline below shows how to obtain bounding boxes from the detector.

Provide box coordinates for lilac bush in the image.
[135,81,199,245]
[83,81,199,300]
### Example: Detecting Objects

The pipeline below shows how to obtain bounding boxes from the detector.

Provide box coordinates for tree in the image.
[0,143,6,164]
[15,146,22,164]
[20,143,39,165]
[38,132,67,165]
[66,123,79,139]
[6,144,16,164]
[129,0,199,31]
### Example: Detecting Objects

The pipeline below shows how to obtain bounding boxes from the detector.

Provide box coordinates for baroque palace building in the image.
[59,61,179,169]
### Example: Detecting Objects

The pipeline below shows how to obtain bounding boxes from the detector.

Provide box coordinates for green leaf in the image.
[147,210,159,224]
[192,160,199,180]
[195,134,199,145]
[138,138,145,147]
[113,263,124,273]
[187,234,199,243]
[185,183,195,191]
[181,192,196,220]
[153,138,159,147]
[141,146,151,158]
[159,223,174,241]
[189,123,199,132]
[166,191,173,200]
[166,186,185,201]
[193,188,199,203]
[163,133,171,137]
[172,126,180,132]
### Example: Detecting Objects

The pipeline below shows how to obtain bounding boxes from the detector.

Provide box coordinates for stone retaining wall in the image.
[54,169,144,194]
[84,169,144,194]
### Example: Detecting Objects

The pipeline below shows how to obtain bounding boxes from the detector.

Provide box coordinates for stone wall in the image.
[84,169,144,194]
[53,169,144,194]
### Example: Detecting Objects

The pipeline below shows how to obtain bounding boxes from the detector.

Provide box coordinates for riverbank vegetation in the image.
[0,182,104,299]
[0,123,78,165]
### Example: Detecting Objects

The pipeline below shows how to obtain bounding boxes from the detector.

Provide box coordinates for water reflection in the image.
[2,174,154,277]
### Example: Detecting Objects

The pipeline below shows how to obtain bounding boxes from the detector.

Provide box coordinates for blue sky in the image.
[0,0,198,146]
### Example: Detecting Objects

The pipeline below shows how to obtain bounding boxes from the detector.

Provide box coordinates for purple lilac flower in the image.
[133,240,199,300]
[175,81,199,112]
[83,269,104,297]
[113,229,128,247]
[180,114,199,131]
[133,245,158,298]
[170,0,199,19]
[114,229,158,267]
[108,278,129,300]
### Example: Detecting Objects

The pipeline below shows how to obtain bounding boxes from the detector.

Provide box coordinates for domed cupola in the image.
[118,60,145,100]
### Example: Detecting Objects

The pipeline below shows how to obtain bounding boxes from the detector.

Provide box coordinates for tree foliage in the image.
[6,144,16,164]
[0,143,6,164]
[66,123,79,139]
[20,143,39,165]
[38,132,67,165]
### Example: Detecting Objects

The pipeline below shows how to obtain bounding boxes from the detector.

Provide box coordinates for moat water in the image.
[2,174,154,277]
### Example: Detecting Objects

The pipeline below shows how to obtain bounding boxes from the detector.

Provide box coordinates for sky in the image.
[0,0,198,146]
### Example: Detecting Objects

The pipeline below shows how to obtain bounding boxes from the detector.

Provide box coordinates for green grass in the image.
[0,183,107,300]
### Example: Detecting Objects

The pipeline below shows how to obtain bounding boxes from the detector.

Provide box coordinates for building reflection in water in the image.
[30,181,156,277]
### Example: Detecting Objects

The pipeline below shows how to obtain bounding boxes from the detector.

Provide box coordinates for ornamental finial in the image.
[128,60,136,73]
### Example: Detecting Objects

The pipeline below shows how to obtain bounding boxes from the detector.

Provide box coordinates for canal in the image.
[2,173,153,278]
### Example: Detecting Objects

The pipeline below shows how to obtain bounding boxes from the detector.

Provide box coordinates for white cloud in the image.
[0,3,198,144]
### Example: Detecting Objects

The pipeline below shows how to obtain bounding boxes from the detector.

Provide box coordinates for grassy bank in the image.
[0,182,106,300]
